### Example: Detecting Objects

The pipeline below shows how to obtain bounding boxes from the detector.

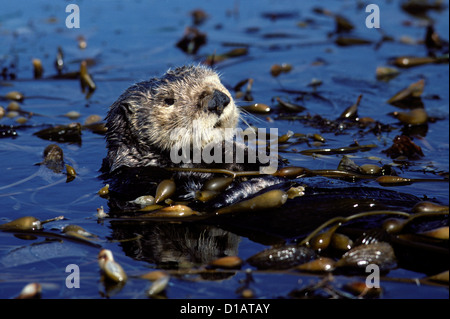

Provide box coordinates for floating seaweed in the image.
[307,78,323,89]
[140,270,168,281]
[419,226,449,240]
[0,124,18,138]
[300,143,377,156]
[80,60,96,98]
[278,130,294,143]
[343,281,382,298]
[234,78,253,101]
[276,97,306,113]
[195,190,219,202]
[376,66,400,81]
[15,283,42,299]
[401,0,446,17]
[331,233,353,251]
[334,15,354,33]
[96,206,108,219]
[391,108,428,125]
[209,256,243,269]
[335,37,373,46]
[240,103,271,114]
[387,79,425,107]
[132,195,156,207]
[65,164,76,182]
[140,205,199,218]
[0,216,42,231]
[190,9,209,25]
[176,27,207,54]
[375,175,447,186]
[63,111,81,120]
[33,123,82,144]
[412,201,449,214]
[390,55,448,68]
[202,176,234,192]
[77,35,87,49]
[54,46,64,75]
[338,94,362,120]
[309,224,341,252]
[247,245,316,270]
[273,166,308,178]
[147,275,169,297]
[204,48,248,66]
[425,25,447,52]
[154,179,176,203]
[270,63,292,77]
[98,249,127,283]
[261,11,299,21]
[382,135,424,159]
[337,156,392,177]
[1,91,24,102]
[0,215,64,231]
[63,224,97,240]
[426,271,449,284]
[215,189,288,215]
[32,59,44,79]
[296,257,336,272]
[336,242,397,271]
[98,184,110,197]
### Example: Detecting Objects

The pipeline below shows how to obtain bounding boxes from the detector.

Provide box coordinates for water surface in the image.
[0,0,448,299]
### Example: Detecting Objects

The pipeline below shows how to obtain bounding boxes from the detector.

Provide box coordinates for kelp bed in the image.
[0,1,448,299]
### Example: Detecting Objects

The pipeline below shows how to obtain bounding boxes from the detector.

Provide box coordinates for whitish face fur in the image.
[105,65,239,171]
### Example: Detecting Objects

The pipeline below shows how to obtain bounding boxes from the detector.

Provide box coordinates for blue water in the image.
[0,0,448,299]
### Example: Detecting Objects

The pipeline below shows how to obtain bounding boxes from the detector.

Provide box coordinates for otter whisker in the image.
[238,112,256,134]
[238,107,266,126]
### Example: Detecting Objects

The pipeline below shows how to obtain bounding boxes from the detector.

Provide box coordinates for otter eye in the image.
[164,98,175,106]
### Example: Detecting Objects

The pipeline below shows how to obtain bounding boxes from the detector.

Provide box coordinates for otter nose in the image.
[207,90,230,115]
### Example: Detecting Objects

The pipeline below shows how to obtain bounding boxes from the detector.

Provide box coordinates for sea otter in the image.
[102,64,285,210]
[101,64,287,267]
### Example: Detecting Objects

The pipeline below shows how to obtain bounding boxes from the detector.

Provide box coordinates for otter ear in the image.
[106,101,133,127]
[120,101,134,114]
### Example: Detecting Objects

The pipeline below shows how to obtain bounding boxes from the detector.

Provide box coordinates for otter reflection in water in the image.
[100,65,422,268]
[109,221,241,268]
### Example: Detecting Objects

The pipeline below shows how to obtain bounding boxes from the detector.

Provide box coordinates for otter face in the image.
[140,65,239,152]
[105,65,239,170]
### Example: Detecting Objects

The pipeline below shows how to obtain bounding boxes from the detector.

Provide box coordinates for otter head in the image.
[105,65,239,171]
